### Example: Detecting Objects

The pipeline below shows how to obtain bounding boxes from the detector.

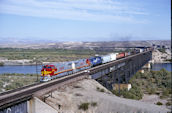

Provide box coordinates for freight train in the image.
[40,48,149,82]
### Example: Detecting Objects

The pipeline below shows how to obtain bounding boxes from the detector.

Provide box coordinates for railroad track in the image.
[0,70,87,110]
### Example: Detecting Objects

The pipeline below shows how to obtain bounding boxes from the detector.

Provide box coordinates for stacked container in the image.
[101,55,111,63]
[109,53,118,61]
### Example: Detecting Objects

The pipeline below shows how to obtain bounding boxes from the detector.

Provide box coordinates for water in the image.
[0,63,171,74]
[152,63,172,72]
[0,65,42,74]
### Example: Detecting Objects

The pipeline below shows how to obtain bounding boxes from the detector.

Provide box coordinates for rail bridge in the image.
[0,50,152,113]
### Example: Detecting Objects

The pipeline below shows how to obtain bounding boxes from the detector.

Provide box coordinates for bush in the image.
[100,89,105,92]
[91,102,97,107]
[156,102,163,105]
[96,87,100,90]
[147,88,156,94]
[158,48,166,53]
[96,87,105,92]
[78,103,89,111]
[111,87,143,100]
[162,89,169,97]
[166,102,171,106]
[0,62,4,66]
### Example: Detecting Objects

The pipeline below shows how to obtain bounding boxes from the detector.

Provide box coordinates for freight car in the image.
[89,56,102,67]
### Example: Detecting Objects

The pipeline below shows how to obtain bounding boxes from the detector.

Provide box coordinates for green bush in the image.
[162,89,169,97]
[111,87,143,100]
[91,102,97,107]
[100,89,105,92]
[96,87,100,90]
[156,101,163,105]
[0,62,4,66]
[166,102,171,106]
[147,88,156,94]
[158,48,166,53]
[96,87,105,92]
[78,103,89,111]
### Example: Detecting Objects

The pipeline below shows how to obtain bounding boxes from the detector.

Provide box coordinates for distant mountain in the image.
[0,38,170,50]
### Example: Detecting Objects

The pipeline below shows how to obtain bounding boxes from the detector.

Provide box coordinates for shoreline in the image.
[0,60,171,66]
[153,62,171,64]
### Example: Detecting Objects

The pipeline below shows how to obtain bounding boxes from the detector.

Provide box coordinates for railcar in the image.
[117,52,125,59]
[109,53,118,61]
[88,56,102,67]
[73,59,91,72]
[101,55,111,64]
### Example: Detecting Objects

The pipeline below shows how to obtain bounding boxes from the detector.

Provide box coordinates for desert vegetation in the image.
[112,69,171,104]
[0,48,118,62]
[78,102,97,111]
[0,62,4,66]
[0,73,37,92]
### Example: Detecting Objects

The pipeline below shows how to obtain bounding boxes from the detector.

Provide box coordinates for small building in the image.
[112,84,132,91]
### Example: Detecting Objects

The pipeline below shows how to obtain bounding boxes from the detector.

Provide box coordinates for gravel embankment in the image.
[44,79,170,113]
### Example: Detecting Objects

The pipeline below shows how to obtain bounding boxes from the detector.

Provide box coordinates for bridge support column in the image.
[27,97,57,113]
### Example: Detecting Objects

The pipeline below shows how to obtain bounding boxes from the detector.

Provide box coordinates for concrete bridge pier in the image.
[27,97,57,113]
[142,61,152,70]
[112,67,132,92]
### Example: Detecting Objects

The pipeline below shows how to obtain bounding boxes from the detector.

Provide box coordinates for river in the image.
[151,63,171,72]
[0,65,42,74]
[0,63,171,74]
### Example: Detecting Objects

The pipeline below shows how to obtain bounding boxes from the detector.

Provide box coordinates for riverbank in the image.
[0,73,37,92]
[152,49,171,63]
[0,59,37,66]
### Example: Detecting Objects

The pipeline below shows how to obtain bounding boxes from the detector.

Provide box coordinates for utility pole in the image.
[36,60,38,81]
[34,57,39,82]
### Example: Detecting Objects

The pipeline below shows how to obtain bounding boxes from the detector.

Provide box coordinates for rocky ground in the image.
[152,49,171,63]
[141,94,171,110]
[44,79,169,113]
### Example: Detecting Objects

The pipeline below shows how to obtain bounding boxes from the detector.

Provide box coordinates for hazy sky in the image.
[0,0,170,41]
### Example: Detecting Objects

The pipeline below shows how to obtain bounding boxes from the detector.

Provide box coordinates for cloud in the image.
[0,0,148,23]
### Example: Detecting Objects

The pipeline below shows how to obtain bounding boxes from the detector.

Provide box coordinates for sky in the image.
[0,0,171,42]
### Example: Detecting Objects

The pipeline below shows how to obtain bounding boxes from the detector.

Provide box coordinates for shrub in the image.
[96,87,105,92]
[100,89,105,92]
[96,87,100,90]
[111,87,143,100]
[158,48,166,53]
[166,102,171,106]
[162,89,169,97]
[78,103,89,111]
[147,88,156,94]
[156,101,163,105]
[0,62,4,66]
[91,102,97,107]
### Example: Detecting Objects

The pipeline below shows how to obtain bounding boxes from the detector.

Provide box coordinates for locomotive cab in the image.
[40,65,57,82]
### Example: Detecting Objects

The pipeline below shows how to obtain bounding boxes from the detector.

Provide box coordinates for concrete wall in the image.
[28,97,57,113]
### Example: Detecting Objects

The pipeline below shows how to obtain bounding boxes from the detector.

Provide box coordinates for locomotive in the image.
[40,48,146,82]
